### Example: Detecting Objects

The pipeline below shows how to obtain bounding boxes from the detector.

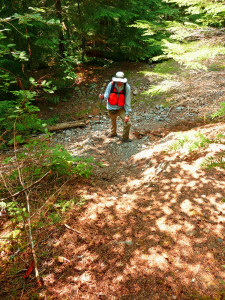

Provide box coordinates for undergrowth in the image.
[168,128,225,172]
[169,131,213,153]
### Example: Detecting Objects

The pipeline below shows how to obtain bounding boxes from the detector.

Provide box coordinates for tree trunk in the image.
[55,0,65,58]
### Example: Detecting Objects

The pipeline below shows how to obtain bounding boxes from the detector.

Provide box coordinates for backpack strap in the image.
[110,81,116,94]
[110,81,126,96]
[123,83,126,97]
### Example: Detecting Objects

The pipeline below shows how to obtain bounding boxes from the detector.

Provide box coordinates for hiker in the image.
[99,71,132,142]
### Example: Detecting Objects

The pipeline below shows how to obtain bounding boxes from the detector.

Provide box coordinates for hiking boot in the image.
[121,138,132,143]
[108,133,118,138]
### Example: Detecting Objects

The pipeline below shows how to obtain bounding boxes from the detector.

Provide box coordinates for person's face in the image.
[117,82,123,87]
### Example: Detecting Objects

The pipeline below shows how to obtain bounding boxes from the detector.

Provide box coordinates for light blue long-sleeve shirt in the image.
[103,81,132,116]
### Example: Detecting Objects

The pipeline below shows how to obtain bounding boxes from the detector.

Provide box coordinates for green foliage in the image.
[14,141,95,178]
[0,90,44,147]
[0,100,15,117]
[0,200,26,223]
[74,108,91,118]
[152,60,181,75]
[0,139,94,230]
[1,0,224,86]
[144,84,181,100]
[212,102,225,119]
[44,115,60,125]
[29,78,57,95]
[48,212,61,224]
[202,151,225,170]
[53,196,86,212]
[165,21,202,41]
[159,39,225,70]
[42,145,94,177]
[164,0,225,27]
[169,132,212,152]
[141,60,182,99]
[169,129,225,172]
[54,199,74,212]
[46,196,86,225]
[60,53,79,81]
[47,95,60,105]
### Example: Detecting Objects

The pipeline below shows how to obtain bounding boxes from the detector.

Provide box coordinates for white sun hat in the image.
[112,71,127,83]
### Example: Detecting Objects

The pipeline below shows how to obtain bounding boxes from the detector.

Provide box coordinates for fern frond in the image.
[201,151,225,170]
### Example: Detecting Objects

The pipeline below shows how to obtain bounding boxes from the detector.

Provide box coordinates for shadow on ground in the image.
[35,122,225,299]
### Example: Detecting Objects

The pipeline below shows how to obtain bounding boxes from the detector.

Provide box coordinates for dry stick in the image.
[0,171,50,201]
[0,171,13,197]
[20,280,25,300]
[24,191,41,286]
[13,125,41,287]
[64,223,82,235]
[0,237,23,240]
[31,178,70,219]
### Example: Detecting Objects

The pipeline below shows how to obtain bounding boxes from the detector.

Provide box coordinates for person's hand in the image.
[99,94,104,100]
[124,116,129,123]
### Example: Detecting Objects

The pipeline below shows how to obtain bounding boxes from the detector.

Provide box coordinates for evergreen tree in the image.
[163,0,225,26]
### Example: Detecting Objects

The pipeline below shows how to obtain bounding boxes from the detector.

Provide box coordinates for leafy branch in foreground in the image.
[0,131,95,285]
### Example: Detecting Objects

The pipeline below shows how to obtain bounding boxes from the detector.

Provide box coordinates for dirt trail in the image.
[39,60,225,299]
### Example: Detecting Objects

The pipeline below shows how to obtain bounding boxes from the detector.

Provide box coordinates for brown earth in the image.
[0,56,225,299]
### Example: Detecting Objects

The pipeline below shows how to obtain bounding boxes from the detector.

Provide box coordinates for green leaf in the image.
[0,201,7,208]
[3,157,12,164]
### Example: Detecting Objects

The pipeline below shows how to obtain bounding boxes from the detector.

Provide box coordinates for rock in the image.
[176,106,185,111]
[121,187,127,193]
[186,230,198,237]
[114,240,133,246]
[57,256,70,263]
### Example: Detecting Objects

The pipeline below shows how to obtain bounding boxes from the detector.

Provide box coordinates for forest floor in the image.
[1,50,225,298]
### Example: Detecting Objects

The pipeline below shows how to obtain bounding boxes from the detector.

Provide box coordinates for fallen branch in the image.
[47,121,86,132]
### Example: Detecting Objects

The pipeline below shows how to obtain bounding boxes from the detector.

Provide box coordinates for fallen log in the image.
[47,120,86,132]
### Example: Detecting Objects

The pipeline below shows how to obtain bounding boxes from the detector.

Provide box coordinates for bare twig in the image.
[64,223,82,235]
[12,124,41,287]
[0,171,14,197]
[0,171,50,201]
[24,191,41,286]
[31,178,70,218]
[6,269,27,277]
[0,237,23,240]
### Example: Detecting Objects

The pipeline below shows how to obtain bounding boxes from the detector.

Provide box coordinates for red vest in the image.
[108,82,126,107]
